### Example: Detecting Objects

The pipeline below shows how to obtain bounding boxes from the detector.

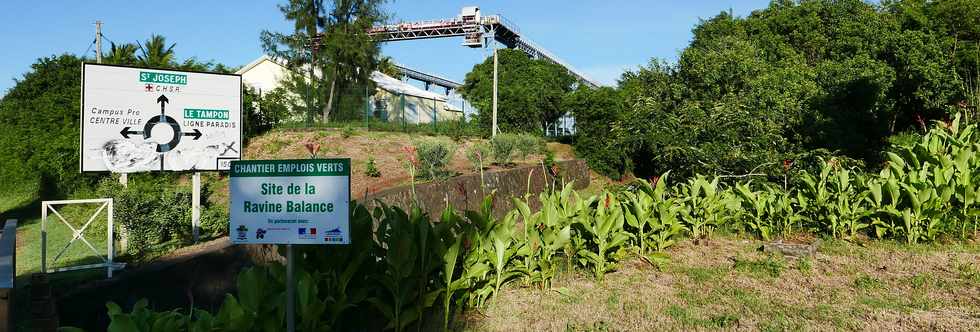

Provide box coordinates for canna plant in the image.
[864,175,903,239]
[435,206,467,331]
[889,113,980,240]
[368,204,441,332]
[798,159,871,240]
[513,195,542,286]
[622,173,684,254]
[292,202,378,331]
[104,299,189,332]
[102,266,292,332]
[458,193,507,307]
[675,175,737,241]
[734,182,806,241]
[574,192,633,281]
[489,210,524,303]
[513,192,573,288]
[735,183,774,241]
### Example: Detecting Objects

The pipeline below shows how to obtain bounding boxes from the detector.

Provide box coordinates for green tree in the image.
[137,35,177,68]
[0,55,94,198]
[319,0,387,121]
[459,49,575,135]
[563,87,630,179]
[575,0,971,180]
[261,0,387,123]
[105,42,138,65]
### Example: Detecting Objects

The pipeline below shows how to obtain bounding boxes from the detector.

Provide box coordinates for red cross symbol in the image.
[145,84,154,92]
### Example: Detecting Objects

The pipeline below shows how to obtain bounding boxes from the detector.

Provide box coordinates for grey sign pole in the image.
[192,172,201,242]
[286,244,295,332]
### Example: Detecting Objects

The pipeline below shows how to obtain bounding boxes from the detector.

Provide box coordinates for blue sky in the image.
[0,1,772,95]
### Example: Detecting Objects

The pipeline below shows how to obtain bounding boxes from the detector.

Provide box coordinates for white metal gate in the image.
[41,198,123,278]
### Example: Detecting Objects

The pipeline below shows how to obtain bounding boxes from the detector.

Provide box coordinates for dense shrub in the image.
[0,55,97,198]
[94,174,228,260]
[563,87,631,179]
[489,133,521,165]
[341,125,356,138]
[412,138,457,180]
[95,177,191,260]
[465,142,491,172]
[568,0,978,180]
[515,134,544,160]
[199,205,229,238]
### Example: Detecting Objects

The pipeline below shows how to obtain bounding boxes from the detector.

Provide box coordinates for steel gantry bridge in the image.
[394,63,461,92]
[368,6,602,89]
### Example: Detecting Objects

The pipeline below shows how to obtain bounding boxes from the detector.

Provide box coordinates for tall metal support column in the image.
[492,36,499,137]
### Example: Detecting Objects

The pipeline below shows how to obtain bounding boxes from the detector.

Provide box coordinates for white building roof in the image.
[236,55,447,101]
[370,71,447,102]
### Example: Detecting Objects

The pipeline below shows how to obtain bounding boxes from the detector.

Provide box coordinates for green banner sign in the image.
[139,71,187,85]
[184,108,229,120]
[231,159,351,177]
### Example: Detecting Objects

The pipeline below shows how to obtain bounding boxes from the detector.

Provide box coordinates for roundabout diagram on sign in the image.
[119,94,203,153]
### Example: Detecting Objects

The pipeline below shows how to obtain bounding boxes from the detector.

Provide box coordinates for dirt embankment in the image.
[227,129,577,198]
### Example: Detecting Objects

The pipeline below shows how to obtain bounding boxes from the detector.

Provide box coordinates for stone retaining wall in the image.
[361,159,590,218]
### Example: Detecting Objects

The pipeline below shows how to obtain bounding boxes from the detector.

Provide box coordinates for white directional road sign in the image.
[230,159,351,245]
[81,63,242,172]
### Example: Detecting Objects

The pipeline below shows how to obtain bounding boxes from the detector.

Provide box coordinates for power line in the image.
[99,32,118,47]
[79,39,96,59]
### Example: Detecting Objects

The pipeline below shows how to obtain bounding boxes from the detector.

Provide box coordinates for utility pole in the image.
[95,20,103,63]
[96,20,128,189]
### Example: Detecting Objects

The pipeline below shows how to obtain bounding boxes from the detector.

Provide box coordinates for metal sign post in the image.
[286,244,295,332]
[192,172,201,242]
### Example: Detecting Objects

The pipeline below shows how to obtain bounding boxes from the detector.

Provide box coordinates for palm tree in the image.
[137,35,176,68]
[105,42,138,65]
[378,56,402,79]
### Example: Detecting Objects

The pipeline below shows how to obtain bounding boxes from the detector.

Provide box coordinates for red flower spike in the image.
[304,141,321,158]
[402,146,419,167]
[915,114,927,131]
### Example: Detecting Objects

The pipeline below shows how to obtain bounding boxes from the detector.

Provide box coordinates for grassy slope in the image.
[468,235,980,331]
[14,206,111,277]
